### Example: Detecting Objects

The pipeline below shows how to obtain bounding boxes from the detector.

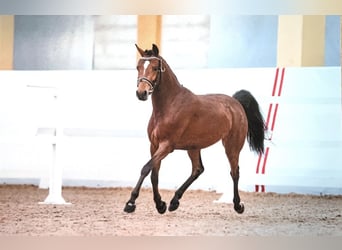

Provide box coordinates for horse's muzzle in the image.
[136,90,149,101]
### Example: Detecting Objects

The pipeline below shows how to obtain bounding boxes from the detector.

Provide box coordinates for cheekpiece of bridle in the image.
[137,56,165,94]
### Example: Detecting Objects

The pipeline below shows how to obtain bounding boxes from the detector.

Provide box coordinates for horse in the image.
[124,44,266,215]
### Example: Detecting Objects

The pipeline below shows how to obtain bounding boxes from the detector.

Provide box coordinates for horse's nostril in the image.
[136,90,148,101]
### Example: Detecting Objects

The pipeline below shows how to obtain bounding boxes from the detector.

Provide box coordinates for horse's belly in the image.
[174,129,224,150]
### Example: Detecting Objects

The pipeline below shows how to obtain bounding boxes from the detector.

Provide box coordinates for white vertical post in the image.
[39,87,70,205]
[213,177,233,204]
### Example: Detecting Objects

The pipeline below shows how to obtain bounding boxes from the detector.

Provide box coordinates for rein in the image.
[137,56,165,94]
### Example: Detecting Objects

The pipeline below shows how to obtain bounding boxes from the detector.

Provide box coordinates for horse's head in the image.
[135,44,165,101]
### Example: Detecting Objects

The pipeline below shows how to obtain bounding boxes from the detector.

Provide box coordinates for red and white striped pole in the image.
[255,67,285,192]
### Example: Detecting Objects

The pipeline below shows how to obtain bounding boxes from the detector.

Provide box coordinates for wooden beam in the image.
[0,15,14,70]
[277,15,325,67]
[277,15,303,66]
[137,15,162,57]
[301,15,325,66]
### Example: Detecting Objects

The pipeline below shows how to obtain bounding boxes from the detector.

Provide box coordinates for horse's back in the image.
[197,93,246,122]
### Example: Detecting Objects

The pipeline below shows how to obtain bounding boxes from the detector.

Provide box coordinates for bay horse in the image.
[124,44,265,214]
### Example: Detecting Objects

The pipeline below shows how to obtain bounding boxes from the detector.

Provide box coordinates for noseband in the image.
[137,56,165,94]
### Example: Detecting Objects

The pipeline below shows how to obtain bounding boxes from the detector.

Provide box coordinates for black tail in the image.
[233,90,266,154]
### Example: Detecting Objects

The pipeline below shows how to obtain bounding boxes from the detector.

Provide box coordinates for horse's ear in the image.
[152,44,159,56]
[135,44,145,57]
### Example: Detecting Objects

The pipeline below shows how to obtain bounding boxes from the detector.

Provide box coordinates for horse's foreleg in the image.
[124,159,153,213]
[150,141,173,214]
[169,149,204,212]
[151,161,167,214]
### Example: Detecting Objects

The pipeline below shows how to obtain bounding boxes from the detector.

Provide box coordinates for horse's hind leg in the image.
[223,138,245,214]
[169,149,204,212]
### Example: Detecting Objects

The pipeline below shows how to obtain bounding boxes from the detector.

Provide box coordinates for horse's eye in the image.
[152,67,158,71]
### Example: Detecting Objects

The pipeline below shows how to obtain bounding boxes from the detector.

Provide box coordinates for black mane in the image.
[144,49,154,56]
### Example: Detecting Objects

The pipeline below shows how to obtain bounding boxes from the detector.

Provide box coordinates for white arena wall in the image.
[0,67,341,195]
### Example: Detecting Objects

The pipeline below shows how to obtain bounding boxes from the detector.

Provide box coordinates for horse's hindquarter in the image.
[195,94,247,138]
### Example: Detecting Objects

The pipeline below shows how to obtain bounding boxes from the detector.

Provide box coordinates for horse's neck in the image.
[151,63,185,111]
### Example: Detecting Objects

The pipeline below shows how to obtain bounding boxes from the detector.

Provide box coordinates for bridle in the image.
[137,56,165,94]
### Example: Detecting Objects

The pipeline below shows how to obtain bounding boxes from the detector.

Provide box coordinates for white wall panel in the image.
[0,67,340,195]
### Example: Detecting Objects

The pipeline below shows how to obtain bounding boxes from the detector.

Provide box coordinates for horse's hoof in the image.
[156,201,167,214]
[168,199,179,212]
[234,202,245,214]
[124,202,136,213]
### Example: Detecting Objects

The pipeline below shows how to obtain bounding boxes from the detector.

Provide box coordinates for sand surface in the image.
[0,185,341,236]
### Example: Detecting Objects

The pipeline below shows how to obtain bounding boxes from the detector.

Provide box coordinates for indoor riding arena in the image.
[0,15,342,236]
